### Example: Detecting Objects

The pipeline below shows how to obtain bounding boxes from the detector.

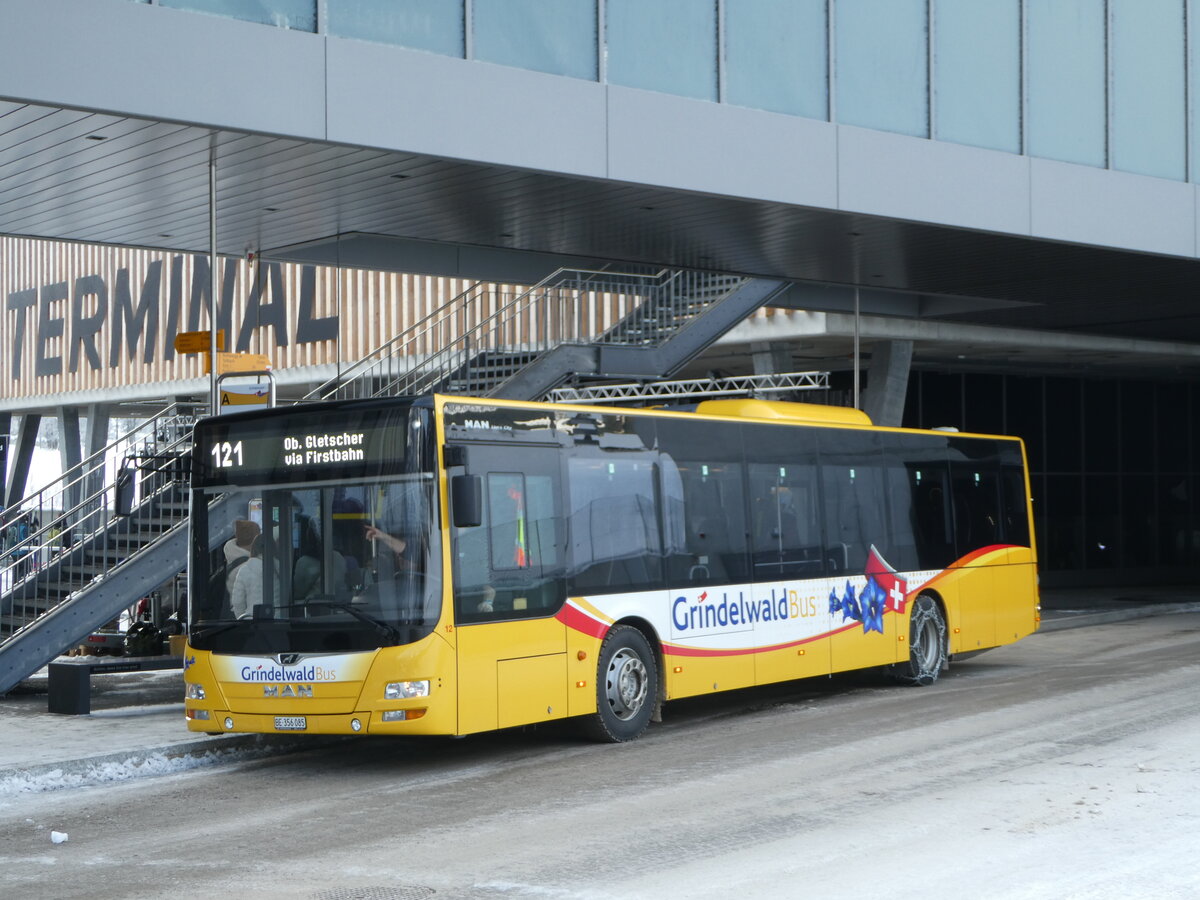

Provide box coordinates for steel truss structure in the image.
[547,370,829,404]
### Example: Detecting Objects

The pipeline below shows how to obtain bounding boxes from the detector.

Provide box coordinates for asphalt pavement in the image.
[1,584,1196,795]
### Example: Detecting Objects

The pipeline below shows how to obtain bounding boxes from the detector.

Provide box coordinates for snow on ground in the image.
[0,736,278,803]
[609,709,1200,900]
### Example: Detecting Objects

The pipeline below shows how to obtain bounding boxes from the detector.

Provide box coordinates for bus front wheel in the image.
[891,594,947,686]
[583,625,658,742]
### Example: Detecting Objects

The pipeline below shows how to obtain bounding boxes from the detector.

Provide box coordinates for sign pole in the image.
[208,145,219,415]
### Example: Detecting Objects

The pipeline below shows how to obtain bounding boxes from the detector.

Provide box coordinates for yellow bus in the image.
[184,394,1039,741]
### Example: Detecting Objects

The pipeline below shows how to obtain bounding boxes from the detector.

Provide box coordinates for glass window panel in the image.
[1027,0,1106,167]
[473,0,596,80]
[1084,475,1121,568]
[1045,378,1081,473]
[818,430,887,575]
[657,418,750,587]
[1083,380,1120,473]
[1159,474,1195,566]
[1000,464,1032,548]
[963,373,1004,435]
[606,0,717,101]
[1120,382,1155,472]
[933,0,1020,152]
[834,0,929,137]
[1005,376,1044,474]
[1125,475,1157,567]
[1044,474,1083,571]
[566,454,663,594]
[160,0,315,30]
[899,444,955,571]
[919,372,962,431]
[1189,0,1200,181]
[724,0,827,119]
[328,0,465,56]
[1110,0,1185,180]
[747,460,824,578]
[1157,383,1191,471]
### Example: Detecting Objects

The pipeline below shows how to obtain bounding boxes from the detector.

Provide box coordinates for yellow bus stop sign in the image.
[204,351,271,374]
[173,329,225,353]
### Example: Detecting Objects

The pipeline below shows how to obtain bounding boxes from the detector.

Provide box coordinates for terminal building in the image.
[1,0,1198,684]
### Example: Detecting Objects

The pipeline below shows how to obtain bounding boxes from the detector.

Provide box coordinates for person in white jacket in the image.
[230,535,264,619]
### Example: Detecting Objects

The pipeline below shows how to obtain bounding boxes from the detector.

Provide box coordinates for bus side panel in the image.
[753,630,832,687]
[456,617,567,735]
[828,598,904,674]
[993,556,1040,644]
[947,563,997,654]
[663,649,755,700]
[565,624,604,719]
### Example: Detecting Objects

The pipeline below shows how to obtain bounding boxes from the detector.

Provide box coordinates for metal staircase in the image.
[1,264,790,694]
[0,407,198,694]
[307,266,789,403]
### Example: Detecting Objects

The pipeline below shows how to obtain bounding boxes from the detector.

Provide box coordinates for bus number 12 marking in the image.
[210,440,244,469]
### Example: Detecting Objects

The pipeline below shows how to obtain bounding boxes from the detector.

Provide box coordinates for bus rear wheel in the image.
[891,594,947,686]
[583,625,658,743]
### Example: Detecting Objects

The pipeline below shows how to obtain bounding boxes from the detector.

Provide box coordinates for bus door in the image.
[451,444,568,734]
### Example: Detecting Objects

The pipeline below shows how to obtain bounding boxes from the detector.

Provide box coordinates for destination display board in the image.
[192,402,426,488]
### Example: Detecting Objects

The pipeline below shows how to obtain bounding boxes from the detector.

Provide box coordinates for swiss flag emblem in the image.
[865,546,909,614]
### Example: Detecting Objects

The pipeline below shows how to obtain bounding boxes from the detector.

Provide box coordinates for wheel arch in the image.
[913,588,951,672]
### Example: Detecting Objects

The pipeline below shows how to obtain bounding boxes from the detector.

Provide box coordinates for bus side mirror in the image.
[451,474,483,528]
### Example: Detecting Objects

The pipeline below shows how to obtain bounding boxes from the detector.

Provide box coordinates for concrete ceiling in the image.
[3,98,1200,379]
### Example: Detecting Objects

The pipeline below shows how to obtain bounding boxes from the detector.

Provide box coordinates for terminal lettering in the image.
[6,257,338,380]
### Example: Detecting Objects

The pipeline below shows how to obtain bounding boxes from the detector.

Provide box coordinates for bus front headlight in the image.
[186,683,206,700]
[385,680,430,700]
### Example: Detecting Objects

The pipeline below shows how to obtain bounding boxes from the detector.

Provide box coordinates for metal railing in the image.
[307,265,749,402]
[1,405,197,636]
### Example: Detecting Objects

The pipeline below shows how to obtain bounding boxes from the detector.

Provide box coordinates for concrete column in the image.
[862,340,913,427]
[4,413,42,511]
[58,407,83,518]
[83,403,113,514]
[750,340,793,376]
[750,340,797,399]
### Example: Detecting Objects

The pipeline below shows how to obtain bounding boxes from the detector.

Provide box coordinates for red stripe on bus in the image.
[555,602,610,640]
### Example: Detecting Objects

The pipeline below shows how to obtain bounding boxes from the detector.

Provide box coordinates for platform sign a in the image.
[218,387,270,412]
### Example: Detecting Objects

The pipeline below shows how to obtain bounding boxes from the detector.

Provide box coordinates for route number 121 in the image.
[210,440,244,469]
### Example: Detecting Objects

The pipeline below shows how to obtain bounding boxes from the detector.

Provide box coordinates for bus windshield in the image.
[190,477,439,654]
[188,402,440,655]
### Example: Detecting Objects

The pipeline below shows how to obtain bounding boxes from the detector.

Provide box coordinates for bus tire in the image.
[583,625,658,743]
[891,594,947,686]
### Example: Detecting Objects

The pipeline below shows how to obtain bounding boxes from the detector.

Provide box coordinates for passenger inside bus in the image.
[230,535,264,619]
[223,518,260,596]
[293,521,349,602]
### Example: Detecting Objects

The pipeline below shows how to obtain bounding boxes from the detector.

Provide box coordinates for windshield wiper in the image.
[291,599,401,644]
[189,621,245,642]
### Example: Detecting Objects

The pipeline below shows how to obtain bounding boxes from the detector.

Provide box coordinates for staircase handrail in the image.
[307,264,672,402]
[0,405,194,532]
[0,406,195,614]
[376,267,687,398]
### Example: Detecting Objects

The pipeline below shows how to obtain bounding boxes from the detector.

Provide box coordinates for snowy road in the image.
[4,613,1199,899]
